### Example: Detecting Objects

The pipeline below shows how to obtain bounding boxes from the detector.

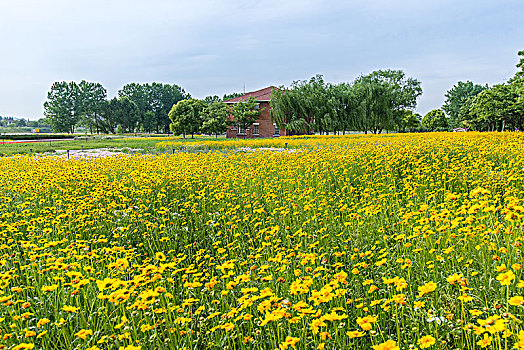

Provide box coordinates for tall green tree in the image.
[367,69,422,131]
[101,97,140,134]
[201,101,230,137]
[515,50,524,80]
[442,81,487,128]
[78,80,107,134]
[421,109,448,131]
[169,99,205,138]
[468,84,519,131]
[43,81,81,133]
[119,83,190,133]
[231,97,261,138]
[271,76,334,134]
[351,75,394,134]
[204,95,221,104]
[396,110,421,132]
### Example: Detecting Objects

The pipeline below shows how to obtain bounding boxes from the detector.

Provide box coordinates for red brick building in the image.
[224,86,286,138]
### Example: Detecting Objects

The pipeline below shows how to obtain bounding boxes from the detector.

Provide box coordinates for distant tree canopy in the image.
[41,49,524,136]
[222,92,243,101]
[118,83,190,133]
[43,81,190,134]
[443,50,524,131]
[270,71,422,134]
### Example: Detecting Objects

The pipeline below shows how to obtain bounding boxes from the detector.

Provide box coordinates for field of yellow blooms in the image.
[1,132,524,350]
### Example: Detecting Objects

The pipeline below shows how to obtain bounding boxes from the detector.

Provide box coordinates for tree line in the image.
[43,50,523,135]
[441,50,524,131]
[168,96,260,138]
[270,70,423,135]
[43,81,192,134]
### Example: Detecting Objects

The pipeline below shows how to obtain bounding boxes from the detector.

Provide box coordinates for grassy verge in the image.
[0,135,225,156]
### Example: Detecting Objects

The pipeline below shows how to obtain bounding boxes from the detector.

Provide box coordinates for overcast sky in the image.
[1,0,523,120]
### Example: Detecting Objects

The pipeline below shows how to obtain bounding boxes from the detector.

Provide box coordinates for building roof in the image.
[224,86,278,103]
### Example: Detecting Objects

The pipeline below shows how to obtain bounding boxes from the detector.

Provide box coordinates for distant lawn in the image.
[0,135,225,156]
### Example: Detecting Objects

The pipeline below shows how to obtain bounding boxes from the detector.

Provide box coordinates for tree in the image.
[223,92,243,101]
[396,110,421,132]
[468,84,519,131]
[270,86,311,134]
[515,50,524,79]
[231,97,261,138]
[201,101,230,137]
[367,70,422,111]
[442,81,487,128]
[119,83,190,133]
[204,95,221,104]
[421,109,448,131]
[271,76,334,135]
[43,81,81,133]
[169,99,205,138]
[351,75,395,134]
[78,80,107,134]
[100,97,140,134]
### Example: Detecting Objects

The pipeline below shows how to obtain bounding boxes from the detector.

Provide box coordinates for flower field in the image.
[2,132,524,349]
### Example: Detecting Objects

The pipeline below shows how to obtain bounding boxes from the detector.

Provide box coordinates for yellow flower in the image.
[477,333,492,348]
[418,335,436,349]
[279,336,300,349]
[36,331,47,338]
[497,271,515,286]
[446,273,463,285]
[514,330,524,349]
[372,340,400,350]
[62,305,80,313]
[13,344,35,350]
[155,252,167,261]
[75,329,93,340]
[41,285,58,293]
[356,315,378,331]
[418,281,437,298]
[223,323,235,331]
[346,330,366,338]
[118,345,141,350]
[24,330,36,337]
[509,296,524,306]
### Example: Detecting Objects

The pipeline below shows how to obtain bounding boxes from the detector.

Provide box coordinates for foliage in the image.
[421,109,448,131]
[119,83,190,133]
[168,99,205,138]
[271,72,421,135]
[101,97,140,134]
[203,95,221,104]
[43,81,81,133]
[446,50,524,131]
[442,81,488,128]
[351,74,395,134]
[78,81,107,134]
[222,92,243,101]
[231,97,261,137]
[201,101,231,137]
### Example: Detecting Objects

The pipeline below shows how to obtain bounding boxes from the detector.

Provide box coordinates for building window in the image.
[238,126,246,135]
[253,123,259,135]
[274,123,280,135]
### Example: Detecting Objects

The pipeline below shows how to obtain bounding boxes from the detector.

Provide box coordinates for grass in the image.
[0,135,225,156]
